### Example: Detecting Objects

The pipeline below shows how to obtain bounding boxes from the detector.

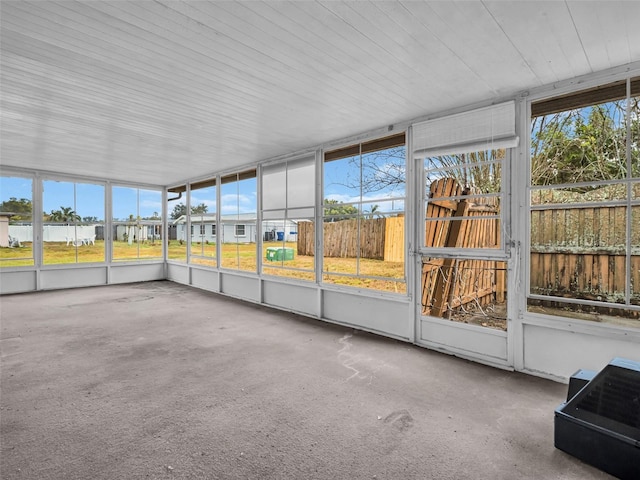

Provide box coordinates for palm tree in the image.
[48,206,80,243]
[364,204,381,219]
[49,206,80,224]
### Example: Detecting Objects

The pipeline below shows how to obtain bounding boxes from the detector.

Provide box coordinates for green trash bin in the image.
[266,247,294,261]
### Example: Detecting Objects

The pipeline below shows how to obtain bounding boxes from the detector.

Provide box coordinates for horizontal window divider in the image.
[530,245,637,255]
[425,214,500,222]
[322,271,406,283]
[262,265,315,274]
[322,215,362,220]
[218,267,259,277]
[427,193,501,202]
[359,196,407,204]
[40,262,109,269]
[529,178,633,192]
[418,248,509,260]
[112,258,164,263]
[0,265,36,271]
[528,294,640,311]
[530,200,630,210]
[419,314,509,336]
[521,311,640,341]
[319,282,412,302]
[324,197,406,206]
[262,207,315,212]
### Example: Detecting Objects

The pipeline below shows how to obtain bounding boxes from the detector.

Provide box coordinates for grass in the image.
[1,240,406,294]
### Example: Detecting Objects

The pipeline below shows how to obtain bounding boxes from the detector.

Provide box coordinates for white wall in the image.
[10,225,97,242]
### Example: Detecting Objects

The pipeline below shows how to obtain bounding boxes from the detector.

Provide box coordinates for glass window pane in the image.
[112,186,138,261]
[324,155,361,203]
[632,206,640,307]
[632,95,640,178]
[168,186,187,262]
[262,217,315,281]
[0,175,33,267]
[421,257,507,330]
[43,181,76,265]
[220,173,256,272]
[323,138,406,294]
[75,183,104,264]
[529,80,639,326]
[424,183,501,250]
[531,100,627,186]
[361,146,406,198]
[189,182,216,264]
[361,200,405,217]
[113,187,161,261]
[43,181,105,264]
[137,189,162,259]
[425,153,502,195]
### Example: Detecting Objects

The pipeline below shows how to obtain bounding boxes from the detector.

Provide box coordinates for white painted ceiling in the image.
[2,0,640,187]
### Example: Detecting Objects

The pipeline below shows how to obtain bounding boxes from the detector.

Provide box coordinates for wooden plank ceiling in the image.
[1,0,639,186]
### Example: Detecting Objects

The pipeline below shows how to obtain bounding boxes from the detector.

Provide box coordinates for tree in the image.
[141,212,161,220]
[171,203,186,220]
[171,203,208,220]
[82,216,99,223]
[0,197,32,221]
[323,199,358,222]
[364,204,381,219]
[531,100,634,191]
[49,206,80,224]
[191,203,208,215]
[334,147,406,195]
[425,150,503,195]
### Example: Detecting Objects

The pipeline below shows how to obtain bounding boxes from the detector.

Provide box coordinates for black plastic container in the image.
[566,368,596,401]
[554,358,640,479]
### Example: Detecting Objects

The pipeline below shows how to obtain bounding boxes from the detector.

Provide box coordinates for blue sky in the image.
[1,146,407,221]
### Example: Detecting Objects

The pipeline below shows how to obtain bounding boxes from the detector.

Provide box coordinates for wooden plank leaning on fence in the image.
[422,178,502,317]
[422,178,460,316]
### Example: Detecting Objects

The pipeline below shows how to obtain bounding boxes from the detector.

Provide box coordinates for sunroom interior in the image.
[1,0,640,383]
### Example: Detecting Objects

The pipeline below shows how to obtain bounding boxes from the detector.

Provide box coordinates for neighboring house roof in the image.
[172,214,302,225]
[173,213,258,225]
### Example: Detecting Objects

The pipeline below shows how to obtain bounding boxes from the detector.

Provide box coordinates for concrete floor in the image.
[1,281,613,480]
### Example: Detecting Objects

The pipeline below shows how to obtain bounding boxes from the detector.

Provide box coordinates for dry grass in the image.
[1,240,406,293]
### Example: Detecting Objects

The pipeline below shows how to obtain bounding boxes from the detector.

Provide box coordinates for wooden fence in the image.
[530,205,639,307]
[421,178,504,317]
[298,179,638,315]
[297,216,405,262]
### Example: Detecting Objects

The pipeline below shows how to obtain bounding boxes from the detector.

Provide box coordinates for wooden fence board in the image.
[528,199,637,308]
[383,216,404,262]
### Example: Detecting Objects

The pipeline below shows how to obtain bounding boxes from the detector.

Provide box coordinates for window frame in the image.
[418,148,512,260]
[261,154,317,282]
[526,76,640,319]
[321,132,408,295]
[111,185,163,262]
[0,172,36,268]
[41,177,107,265]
